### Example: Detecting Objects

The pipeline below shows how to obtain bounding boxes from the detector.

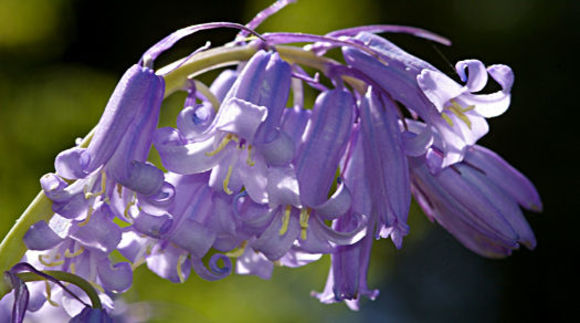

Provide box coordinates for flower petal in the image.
[312,182,352,220]
[279,249,322,268]
[97,261,133,293]
[266,165,301,208]
[69,204,121,253]
[295,89,354,207]
[191,254,232,281]
[81,65,163,178]
[133,211,173,238]
[359,88,410,236]
[238,154,269,204]
[154,127,226,174]
[117,231,150,264]
[255,129,295,166]
[341,126,371,216]
[310,213,366,246]
[236,196,274,235]
[23,221,64,251]
[215,98,268,141]
[281,106,311,146]
[465,64,514,118]
[401,124,434,157]
[236,247,274,280]
[169,217,216,259]
[252,207,300,261]
[417,69,463,113]
[464,145,542,211]
[69,307,113,323]
[146,244,191,283]
[455,59,488,92]
[457,163,536,249]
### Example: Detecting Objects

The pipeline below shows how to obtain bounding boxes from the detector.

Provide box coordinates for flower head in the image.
[0,0,542,318]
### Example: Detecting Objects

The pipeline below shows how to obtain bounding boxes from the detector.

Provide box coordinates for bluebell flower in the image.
[0,0,543,316]
[69,307,113,323]
[343,32,514,170]
[155,50,293,198]
[410,137,541,257]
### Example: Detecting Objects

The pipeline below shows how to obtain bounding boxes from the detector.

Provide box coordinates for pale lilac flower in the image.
[343,32,514,170]
[154,50,292,198]
[23,214,133,296]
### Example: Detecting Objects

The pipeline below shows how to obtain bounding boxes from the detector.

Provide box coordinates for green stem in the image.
[160,44,259,95]
[15,270,102,309]
[0,128,95,298]
[0,191,53,296]
[0,41,355,298]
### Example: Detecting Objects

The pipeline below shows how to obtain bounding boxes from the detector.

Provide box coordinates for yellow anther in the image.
[99,171,107,194]
[279,205,292,236]
[45,281,59,307]
[299,208,311,240]
[449,106,472,129]
[223,165,234,195]
[69,262,76,274]
[449,99,474,113]
[38,254,64,267]
[64,246,85,258]
[441,113,454,127]
[225,240,248,258]
[83,186,92,199]
[205,134,237,157]
[77,206,94,227]
[444,99,475,129]
[246,145,255,167]
[85,171,107,199]
[124,198,136,220]
[176,254,188,283]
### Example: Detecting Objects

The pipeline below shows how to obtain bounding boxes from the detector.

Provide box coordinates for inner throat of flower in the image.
[441,99,475,129]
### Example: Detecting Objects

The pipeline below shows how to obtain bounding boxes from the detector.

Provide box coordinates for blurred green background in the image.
[0,0,577,322]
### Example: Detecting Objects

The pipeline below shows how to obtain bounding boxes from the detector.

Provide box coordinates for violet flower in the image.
[155,50,292,197]
[118,172,234,283]
[343,32,514,170]
[314,125,378,310]
[0,0,543,316]
[69,307,113,323]
[358,87,410,248]
[409,124,541,257]
[54,63,165,196]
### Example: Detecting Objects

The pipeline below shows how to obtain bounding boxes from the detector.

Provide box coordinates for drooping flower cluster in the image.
[0,0,541,320]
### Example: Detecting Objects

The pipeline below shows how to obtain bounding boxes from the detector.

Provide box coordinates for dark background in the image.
[0,0,577,322]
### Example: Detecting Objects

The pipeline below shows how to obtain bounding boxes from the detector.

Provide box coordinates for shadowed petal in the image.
[295,89,354,207]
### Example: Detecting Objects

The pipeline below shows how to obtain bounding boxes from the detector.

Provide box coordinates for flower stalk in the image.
[10,270,102,309]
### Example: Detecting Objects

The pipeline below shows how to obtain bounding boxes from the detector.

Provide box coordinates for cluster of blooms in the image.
[1,0,541,321]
